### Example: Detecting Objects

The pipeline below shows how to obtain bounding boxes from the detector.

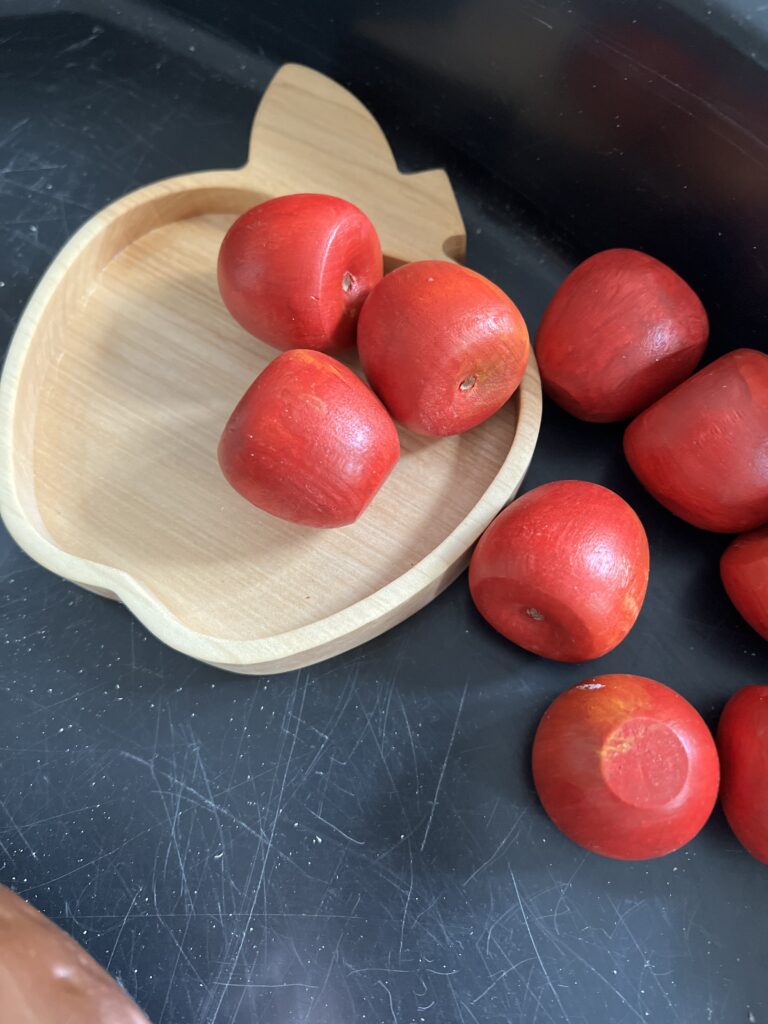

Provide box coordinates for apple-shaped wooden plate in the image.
[0,63,541,674]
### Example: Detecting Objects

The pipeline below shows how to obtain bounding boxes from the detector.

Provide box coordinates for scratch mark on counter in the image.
[592,33,768,164]
[192,737,226,854]
[211,980,318,988]
[609,898,648,936]
[347,966,412,978]
[157,748,194,913]
[0,797,38,860]
[381,680,396,741]
[105,887,139,973]
[151,881,207,990]
[303,937,341,1023]
[428,900,456,953]
[398,838,414,962]
[54,909,367,922]
[159,897,196,1023]
[0,118,30,152]
[447,974,469,1023]
[397,692,420,794]
[61,25,103,54]
[459,998,482,1024]
[19,680,99,717]
[296,677,355,788]
[463,809,528,885]
[122,751,263,844]
[19,826,154,893]
[511,870,571,1022]
[207,677,306,1024]
[377,979,398,1024]
[412,891,442,930]
[609,896,678,1019]
[541,919,647,1022]
[129,620,137,672]
[306,807,365,846]
[421,682,468,852]
[470,958,536,1005]
[358,688,413,834]
[552,852,589,935]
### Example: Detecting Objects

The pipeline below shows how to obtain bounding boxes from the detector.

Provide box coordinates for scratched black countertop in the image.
[1,2,767,1022]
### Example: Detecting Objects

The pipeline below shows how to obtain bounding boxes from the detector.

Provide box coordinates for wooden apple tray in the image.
[0,64,542,674]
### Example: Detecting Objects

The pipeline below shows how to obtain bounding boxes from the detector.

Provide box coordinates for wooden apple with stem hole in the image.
[469,480,649,661]
[218,193,382,352]
[357,259,530,436]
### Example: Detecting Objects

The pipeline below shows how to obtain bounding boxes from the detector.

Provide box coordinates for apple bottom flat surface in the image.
[0,2,766,1023]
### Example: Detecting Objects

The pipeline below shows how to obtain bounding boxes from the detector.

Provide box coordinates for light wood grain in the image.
[0,63,542,674]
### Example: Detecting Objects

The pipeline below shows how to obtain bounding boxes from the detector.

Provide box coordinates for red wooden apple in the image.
[717,686,768,863]
[536,248,708,422]
[624,348,768,532]
[218,350,399,527]
[533,674,720,860]
[218,194,382,352]
[721,526,768,641]
[468,480,649,661]
[357,259,529,435]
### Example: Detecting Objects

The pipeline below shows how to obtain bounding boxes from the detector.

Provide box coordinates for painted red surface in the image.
[536,248,708,422]
[218,350,399,528]
[218,194,382,352]
[468,480,649,661]
[717,686,768,863]
[624,348,768,532]
[357,260,529,436]
[533,674,720,860]
[721,526,768,641]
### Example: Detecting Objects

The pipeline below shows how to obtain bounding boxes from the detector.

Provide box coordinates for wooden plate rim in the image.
[0,156,542,675]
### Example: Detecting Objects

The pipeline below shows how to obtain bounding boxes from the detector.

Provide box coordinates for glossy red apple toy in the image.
[720,526,768,641]
[357,259,530,436]
[218,350,399,527]
[624,348,768,533]
[469,480,649,661]
[218,193,382,352]
[717,686,768,863]
[536,248,708,422]
[533,674,720,860]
